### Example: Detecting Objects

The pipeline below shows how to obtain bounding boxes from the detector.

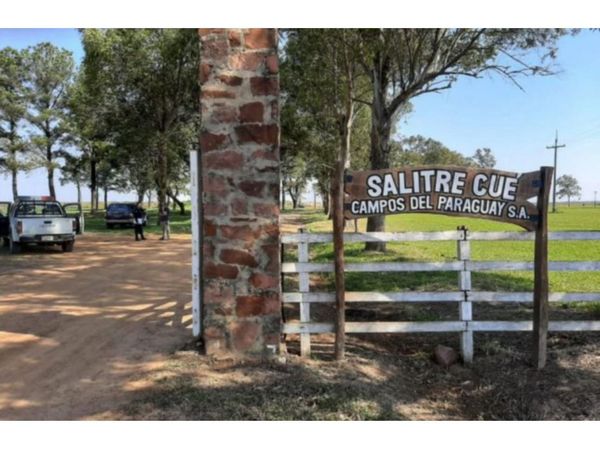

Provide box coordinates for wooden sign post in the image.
[342,165,554,368]
[332,164,346,361]
[533,166,553,369]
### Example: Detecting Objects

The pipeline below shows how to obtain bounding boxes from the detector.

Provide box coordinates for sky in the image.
[1,29,600,203]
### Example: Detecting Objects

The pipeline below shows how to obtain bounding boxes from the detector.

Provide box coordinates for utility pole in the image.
[546,130,566,213]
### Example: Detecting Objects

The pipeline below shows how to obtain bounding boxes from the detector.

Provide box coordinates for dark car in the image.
[105,203,147,229]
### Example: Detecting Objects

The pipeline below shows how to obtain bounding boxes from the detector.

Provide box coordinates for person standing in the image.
[133,204,146,241]
[159,204,171,241]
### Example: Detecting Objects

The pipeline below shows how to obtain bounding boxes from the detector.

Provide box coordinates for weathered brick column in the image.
[199,29,281,355]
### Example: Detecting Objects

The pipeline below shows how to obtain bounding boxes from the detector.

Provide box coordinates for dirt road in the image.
[0,233,192,419]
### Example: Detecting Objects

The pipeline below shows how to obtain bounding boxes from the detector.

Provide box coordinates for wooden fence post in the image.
[298,228,311,357]
[533,166,553,369]
[457,226,473,364]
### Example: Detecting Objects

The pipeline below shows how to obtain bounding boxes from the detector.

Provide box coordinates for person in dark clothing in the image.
[133,204,146,241]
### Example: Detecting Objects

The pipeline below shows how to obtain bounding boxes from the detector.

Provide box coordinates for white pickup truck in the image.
[0,197,80,254]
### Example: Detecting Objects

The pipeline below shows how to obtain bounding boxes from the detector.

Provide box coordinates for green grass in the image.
[83,207,192,235]
[283,206,600,295]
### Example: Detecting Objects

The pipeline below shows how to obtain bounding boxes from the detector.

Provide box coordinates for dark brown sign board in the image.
[344,166,546,231]
[335,165,553,368]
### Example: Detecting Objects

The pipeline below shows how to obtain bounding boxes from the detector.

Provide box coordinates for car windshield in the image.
[15,202,64,217]
[108,204,133,214]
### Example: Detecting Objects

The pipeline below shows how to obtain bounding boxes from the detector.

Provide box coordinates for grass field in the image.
[284,206,600,297]
[83,207,192,235]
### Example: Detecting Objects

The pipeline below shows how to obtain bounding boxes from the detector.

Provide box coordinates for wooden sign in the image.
[344,166,545,231]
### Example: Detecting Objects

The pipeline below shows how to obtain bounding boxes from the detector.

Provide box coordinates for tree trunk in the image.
[146,191,152,209]
[365,65,393,252]
[90,158,97,213]
[11,166,18,202]
[137,189,146,205]
[103,187,108,210]
[322,191,330,216]
[76,181,81,205]
[156,137,169,218]
[288,189,298,209]
[46,145,56,199]
[167,189,186,215]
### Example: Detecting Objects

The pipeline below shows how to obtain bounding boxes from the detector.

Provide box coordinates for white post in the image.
[298,228,311,357]
[457,227,473,363]
[190,149,202,337]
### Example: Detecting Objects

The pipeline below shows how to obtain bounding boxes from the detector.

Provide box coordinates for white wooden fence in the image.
[281,229,600,362]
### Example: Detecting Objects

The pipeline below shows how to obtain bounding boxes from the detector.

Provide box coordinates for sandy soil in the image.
[0,233,192,420]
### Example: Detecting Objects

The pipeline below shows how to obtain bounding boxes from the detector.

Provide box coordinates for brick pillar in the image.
[199,29,281,355]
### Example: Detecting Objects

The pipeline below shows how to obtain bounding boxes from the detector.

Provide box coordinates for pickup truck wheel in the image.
[62,241,75,253]
[2,237,8,248]
[106,223,114,229]
[9,238,21,254]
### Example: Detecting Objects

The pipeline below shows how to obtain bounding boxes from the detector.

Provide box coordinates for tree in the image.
[470,147,496,168]
[25,43,75,199]
[81,29,200,215]
[282,30,368,216]
[392,135,472,166]
[556,174,581,207]
[281,149,308,209]
[0,47,29,201]
[60,152,88,205]
[347,29,567,250]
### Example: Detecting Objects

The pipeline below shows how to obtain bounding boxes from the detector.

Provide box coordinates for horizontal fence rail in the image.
[281,230,600,362]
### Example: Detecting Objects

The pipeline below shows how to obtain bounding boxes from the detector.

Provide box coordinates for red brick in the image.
[204,151,244,170]
[200,63,212,83]
[199,28,226,37]
[262,243,281,273]
[236,296,264,317]
[263,292,281,314]
[202,88,236,99]
[251,149,278,161]
[249,272,279,289]
[228,30,242,47]
[204,203,228,216]
[204,262,239,279]
[244,29,276,49]
[218,74,243,86]
[220,248,258,267]
[201,132,228,152]
[253,202,279,218]
[204,38,229,59]
[231,197,248,215]
[250,77,279,96]
[238,180,265,197]
[239,102,264,123]
[229,53,264,71]
[203,175,228,197]
[235,124,278,144]
[231,321,261,352]
[265,54,279,74]
[203,242,215,259]
[211,105,238,123]
[204,220,217,237]
[220,225,260,241]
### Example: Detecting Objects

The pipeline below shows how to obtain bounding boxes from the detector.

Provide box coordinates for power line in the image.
[546,130,566,213]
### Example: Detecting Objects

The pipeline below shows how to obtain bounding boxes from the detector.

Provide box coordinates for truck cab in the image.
[1,197,77,254]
